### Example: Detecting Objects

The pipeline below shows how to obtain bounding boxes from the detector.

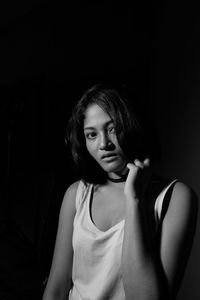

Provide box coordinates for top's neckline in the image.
[87,184,125,234]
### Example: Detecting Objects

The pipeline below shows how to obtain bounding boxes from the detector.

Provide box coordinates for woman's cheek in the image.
[86,141,96,157]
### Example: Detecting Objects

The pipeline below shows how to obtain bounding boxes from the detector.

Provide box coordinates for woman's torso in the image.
[69,175,178,300]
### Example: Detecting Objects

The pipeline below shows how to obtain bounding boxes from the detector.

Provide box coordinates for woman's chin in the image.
[102,162,128,177]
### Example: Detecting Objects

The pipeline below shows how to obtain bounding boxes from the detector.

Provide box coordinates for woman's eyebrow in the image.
[84,120,113,131]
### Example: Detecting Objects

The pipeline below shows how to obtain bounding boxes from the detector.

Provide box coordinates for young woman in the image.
[42,85,198,300]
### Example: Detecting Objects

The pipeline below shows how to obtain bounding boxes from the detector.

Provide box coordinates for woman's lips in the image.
[101,154,117,162]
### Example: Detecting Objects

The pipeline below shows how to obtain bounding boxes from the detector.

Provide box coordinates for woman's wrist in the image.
[125,195,142,214]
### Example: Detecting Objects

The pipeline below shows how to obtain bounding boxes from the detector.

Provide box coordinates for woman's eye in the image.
[108,127,116,134]
[86,132,96,140]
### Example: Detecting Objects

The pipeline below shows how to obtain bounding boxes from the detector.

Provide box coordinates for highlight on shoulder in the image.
[61,181,80,211]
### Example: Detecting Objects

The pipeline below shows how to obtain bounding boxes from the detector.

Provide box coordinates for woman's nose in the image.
[99,133,112,150]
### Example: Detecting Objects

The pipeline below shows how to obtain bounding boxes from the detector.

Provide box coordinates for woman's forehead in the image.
[83,103,113,128]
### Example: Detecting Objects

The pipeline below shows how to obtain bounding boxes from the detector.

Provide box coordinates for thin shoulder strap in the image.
[154,179,178,224]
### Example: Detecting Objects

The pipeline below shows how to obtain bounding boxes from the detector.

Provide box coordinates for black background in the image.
[0,1,200,299]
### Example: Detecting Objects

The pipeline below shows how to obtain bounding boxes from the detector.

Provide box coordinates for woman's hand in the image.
[124,158,151,201]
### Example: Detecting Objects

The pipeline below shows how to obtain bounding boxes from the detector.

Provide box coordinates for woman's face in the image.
[83,103,128,179]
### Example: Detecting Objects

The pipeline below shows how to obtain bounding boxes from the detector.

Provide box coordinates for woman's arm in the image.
[121,161,198,300]
[42,181,79,300]
[159,181,198,298]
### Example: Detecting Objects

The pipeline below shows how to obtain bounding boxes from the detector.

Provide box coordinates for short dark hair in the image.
[65,84,161,184]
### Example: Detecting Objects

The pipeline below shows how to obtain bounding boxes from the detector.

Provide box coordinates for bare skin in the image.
[43,104,198,300]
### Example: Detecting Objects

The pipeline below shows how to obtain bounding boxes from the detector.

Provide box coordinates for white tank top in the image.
[69,179,177,300]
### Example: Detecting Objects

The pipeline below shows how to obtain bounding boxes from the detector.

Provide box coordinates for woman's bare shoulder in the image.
[147,174,198,212]
[65,181,80,196]
[169,181,198,214]
[61,180,80,212]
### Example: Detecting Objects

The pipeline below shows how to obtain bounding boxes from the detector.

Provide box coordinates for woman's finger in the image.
[133,158,150,169]
[144,158,150,166]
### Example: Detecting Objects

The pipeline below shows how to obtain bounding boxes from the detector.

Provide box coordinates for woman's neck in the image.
[107,174,127,183]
